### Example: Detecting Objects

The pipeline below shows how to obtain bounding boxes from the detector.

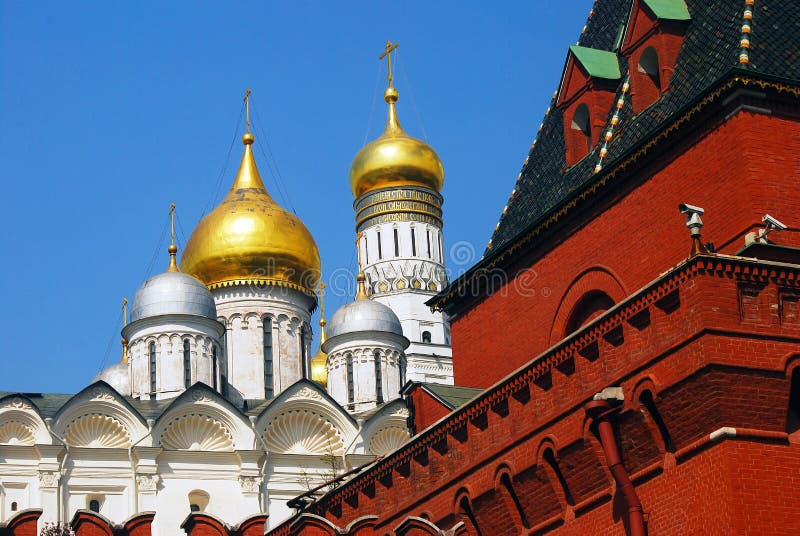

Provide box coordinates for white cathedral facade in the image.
[0,61,453,534]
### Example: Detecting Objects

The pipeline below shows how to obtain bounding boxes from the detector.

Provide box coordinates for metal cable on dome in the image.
[96,307,124,373]
[363,60,384,146]
[397,50,429,141]
[202,105,245,217]
[249,96,297,215]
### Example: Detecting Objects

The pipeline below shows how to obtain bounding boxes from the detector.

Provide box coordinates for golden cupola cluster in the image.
[349,43,444,199]
[181,131,321,295]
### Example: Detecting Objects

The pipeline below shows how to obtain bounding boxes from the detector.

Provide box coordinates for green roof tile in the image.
[643,0,691,21]
[569,45,622,80]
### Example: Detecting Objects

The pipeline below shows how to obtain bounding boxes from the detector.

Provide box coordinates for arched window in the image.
[438,235,444,262]
[787,367,800,434]
[211,346,218,390]
[565,290,615,334]
[346,354,355,407]
[264,318,274,399]
[393,228,400,257]
[377,230,383,260]
[188,490,209,512]
[571,103,592,155]
[300,325,308,379]
[422,331,432,344]
[364,235,369,264]
[374,351,384,404]
[638,47,662,95]
[149,342,157,393]
[183,339,191,388]
[10,501,18,512]
[410,227,417,256]
[89,499,100,513]
[426,230,432,258]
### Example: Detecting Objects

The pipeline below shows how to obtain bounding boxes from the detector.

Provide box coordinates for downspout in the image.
[584,388,646,536]
[44,418,69,523]
[249,416,270,513]
[128,418,155,514]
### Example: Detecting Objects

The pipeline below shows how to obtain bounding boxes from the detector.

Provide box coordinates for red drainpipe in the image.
[585,399,646,536]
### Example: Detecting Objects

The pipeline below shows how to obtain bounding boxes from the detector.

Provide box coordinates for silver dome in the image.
[326,298,404,339]
[92,362,131,396]
[130,271,216,322]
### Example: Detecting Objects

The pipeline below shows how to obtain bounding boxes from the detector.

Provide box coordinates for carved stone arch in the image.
[52,384,149,446]
[366,425,410,456]
[549,266,627,344]
[244,312,261,330]
[153,385,252,451]
[159,413,234,451]
[256,381,358,455]
[0,396,51,445]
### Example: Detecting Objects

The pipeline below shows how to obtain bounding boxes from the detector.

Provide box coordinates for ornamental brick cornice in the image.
[308,254,800,513]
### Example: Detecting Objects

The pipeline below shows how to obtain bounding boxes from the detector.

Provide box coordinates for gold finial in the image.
[243,88,255,145]
[318,282,327,343]
[167,203,179,272]
[120,337,129,363]
[355,232,368,300]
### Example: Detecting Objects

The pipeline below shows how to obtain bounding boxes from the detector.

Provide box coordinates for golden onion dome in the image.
[310,318,328,388]
[181,133,321,294]
[349,87,444,198]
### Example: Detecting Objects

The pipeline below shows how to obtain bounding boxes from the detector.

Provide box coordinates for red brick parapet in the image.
[70,511,155,536]
[0,509,42,536]
[181,512,268,536]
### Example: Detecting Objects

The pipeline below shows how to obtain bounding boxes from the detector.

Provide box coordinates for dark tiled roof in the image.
[421,383,483,409]
[0,392,73,418]
[485,0,800,255]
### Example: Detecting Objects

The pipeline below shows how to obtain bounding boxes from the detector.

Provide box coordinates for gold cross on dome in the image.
[168,203,176,247]
[379,40,399,88]
[244,88,252,133]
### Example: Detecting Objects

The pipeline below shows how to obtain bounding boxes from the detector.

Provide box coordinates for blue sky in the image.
[0,1,594,393]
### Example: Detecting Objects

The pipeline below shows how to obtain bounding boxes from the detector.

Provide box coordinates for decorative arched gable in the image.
[0,395,51,445]
[153,383,252,452]
[255,380,357,456]
[51,382,149,447]
[361,399,411,456]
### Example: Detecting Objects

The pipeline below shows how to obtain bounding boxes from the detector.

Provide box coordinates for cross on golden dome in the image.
[379,40,399,88]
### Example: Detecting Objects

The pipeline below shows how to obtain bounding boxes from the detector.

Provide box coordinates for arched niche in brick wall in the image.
[549,267,627,344]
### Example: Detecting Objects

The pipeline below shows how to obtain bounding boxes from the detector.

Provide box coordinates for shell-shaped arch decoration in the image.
[262,410,345,455]
[161,414,234,452]
[369,426,411,456]
[64,414,131,448]
[0,421,35,446]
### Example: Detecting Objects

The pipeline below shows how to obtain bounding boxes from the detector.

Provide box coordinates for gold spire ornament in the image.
[121,298,129,363]
[349,40,444,198]
[180,89,321,294]
[355,232,369,300]
[167,203,179,272]
[310,282,329,388]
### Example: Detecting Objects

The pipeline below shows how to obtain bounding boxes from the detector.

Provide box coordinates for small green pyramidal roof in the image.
[643,0,691,21]
[569,45,622,80]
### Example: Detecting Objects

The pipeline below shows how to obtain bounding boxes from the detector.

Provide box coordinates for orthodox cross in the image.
[244,88,252,133]
[169,203,177,247]
[379,41,399,88]
[122,297,128,326]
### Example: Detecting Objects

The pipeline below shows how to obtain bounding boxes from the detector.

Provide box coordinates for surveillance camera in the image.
[678,203,704,216]
[762,214,787,231]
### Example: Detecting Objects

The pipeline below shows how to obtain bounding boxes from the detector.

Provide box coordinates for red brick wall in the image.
[277,259,800,535]
[452,109,800,389]
[408,386,453,432]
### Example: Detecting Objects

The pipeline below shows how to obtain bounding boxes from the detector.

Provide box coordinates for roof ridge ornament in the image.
[167,203,179,272]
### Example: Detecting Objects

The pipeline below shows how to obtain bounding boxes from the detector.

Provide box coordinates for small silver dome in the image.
[327,298,404,339]
[130,271,216,322]
[92,362,131,396]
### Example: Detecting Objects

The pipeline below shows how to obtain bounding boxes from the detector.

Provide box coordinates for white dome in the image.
[130,271,216,322]
[326,298,403,339]
[92,362,131,396]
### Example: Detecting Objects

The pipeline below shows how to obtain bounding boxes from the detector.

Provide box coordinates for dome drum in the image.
[354,186,443,233]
